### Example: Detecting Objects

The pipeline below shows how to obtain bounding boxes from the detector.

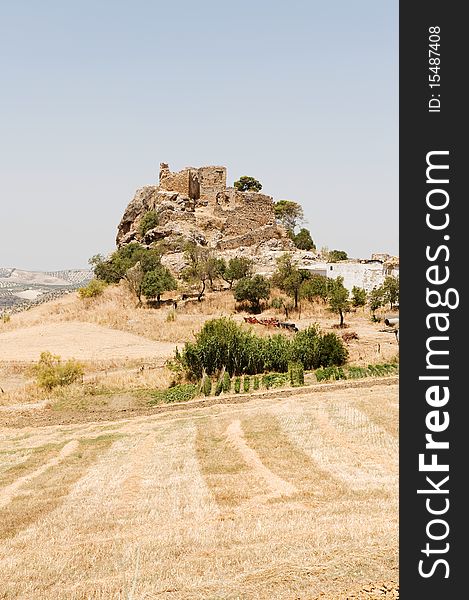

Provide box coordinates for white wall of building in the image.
[303,261,398,292]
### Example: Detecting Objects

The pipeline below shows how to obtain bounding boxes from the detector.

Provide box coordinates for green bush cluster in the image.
[315,362,398,382]
[261,373,289,389]
[33,351,84,390]
[234,377,241,393]
[222,371,231,393]
[177,318,348,379]
[201,374,212,396]
[288,362,305,386]
[214,374,224,396]
[78,279,108,299]
[138,210,159,236]
[149,383,198,404]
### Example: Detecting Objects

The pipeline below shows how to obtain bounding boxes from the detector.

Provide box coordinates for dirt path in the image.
[0,376,398,429]
[0,440,78,509]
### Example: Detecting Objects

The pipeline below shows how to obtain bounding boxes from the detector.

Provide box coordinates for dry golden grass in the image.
[0,435,117,541]
[0,283,398,358]
[0,381,398,599]
[0,284,235,344]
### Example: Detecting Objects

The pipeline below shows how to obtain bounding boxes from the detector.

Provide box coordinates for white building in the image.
[301,260,399,293]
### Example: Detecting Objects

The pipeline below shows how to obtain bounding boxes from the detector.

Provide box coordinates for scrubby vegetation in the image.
[33,351,84,390]
[315,361,398,382]
[78,279,108,299]
[327,249,348,262]
[149,383,198,404]
[233,275,270,312]
[217,257,253,288]
[175,317,348,380]
[138,210,159,236]
[89,244,176,305]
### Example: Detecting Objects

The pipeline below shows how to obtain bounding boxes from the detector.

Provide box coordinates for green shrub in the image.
[176,318,347,379]
[215,375,224,396]
[315,362,398,383]
[317,333,349,367]
[253,376,260,390]
[78,279,108,299]
[351,286,367,308]
[233,275,270,312]
[261,373,289,389]
[234,377,241,393]
[222,371,231,393]
[149,383,198,404]
[263,334,293,372]
[202,375,212,396]
[289,362,305,387]
[33,352,84,390]
[289,361,305,386]
[138,210,159,236]
[243,376,251,393]
[315,366,345,382]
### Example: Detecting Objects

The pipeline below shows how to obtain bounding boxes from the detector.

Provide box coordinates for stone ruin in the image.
[116,163,295,269]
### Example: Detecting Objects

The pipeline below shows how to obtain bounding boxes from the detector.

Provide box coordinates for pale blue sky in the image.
[0,1,397,270]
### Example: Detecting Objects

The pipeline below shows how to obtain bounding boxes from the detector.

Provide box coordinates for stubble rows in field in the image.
[0,382,398,599]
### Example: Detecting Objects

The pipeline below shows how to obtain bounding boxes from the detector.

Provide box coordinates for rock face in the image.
[116,163,296,270]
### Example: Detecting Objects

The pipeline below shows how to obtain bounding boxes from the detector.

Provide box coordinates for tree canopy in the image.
[274,200,304,232]
[368,287,384,320]
[328,249,348,263]
[233,275,271,312]
[181,242,219,301]
[141,265,177,303]
[272,253,310,309]
[233,176,262,192]
[382,276,399,309]
[301,274,329,303]
[291,227,315,251]
[217,257,254,288]
[351,286,367,308]
[89,244,175,305]
[327,276,350,327]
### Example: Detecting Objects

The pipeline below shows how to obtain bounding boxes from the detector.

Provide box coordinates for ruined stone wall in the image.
[158,163,200,199]
[215,190,275,236]
[117,162,294,253]
[198,166,226,203]
[217,224,286,250]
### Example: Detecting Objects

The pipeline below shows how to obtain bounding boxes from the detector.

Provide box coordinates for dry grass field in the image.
[0,286,399,598]
[0,380,398,599]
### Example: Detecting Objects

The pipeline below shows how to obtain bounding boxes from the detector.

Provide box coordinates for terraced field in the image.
[0,380,398,599]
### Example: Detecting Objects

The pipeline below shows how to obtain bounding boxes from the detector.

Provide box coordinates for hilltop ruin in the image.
[116,163,294,254]
[116,162,398,290]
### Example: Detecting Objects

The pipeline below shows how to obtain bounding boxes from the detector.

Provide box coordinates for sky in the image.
[0,0,398,271]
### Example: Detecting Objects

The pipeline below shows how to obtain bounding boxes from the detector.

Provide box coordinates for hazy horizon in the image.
[0,1,398,271]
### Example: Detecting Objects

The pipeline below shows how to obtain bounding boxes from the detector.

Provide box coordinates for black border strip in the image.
[399,2,466,597]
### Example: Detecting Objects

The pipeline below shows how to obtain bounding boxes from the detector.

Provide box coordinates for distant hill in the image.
[0,268,93,311]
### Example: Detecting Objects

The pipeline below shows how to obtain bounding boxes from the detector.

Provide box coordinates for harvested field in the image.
[0,322,177,362]
[0,380,398,599]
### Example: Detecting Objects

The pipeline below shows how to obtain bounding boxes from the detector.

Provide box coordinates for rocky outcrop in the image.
[116,163,296,270]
